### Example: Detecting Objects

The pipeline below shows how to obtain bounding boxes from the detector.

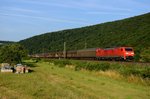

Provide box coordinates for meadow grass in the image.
[0,61,150,99]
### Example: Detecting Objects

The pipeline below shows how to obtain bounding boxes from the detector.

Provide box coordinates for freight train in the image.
[31,47,135,61]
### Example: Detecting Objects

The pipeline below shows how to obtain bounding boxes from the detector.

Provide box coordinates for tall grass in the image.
[43,59,150,85]
[1,60,149,98]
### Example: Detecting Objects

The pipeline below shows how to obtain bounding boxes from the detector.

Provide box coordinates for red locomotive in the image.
[96,47,134,60]
[31,47,135,61]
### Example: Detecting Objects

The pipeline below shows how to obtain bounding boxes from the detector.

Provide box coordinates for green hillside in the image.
[0,41,15,48]
[0,41,14,44]
[19,13,150,59]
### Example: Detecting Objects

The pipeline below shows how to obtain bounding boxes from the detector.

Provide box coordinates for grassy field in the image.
[0,61,150,99]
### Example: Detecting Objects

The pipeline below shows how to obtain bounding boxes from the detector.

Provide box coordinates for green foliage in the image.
[47,59,150,79]
[75,62,110,71]
[30,58,41,63]
[74,61,87,71]
[0,40,14,44]
[51,59,72,67]
[119,66,150,78]
[140,47,150,62]
[0,43,27,64]
[141,67,150,78]
[134,47,142,61]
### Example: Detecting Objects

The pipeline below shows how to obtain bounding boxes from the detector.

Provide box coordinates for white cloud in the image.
[0,6,39,13]
[86,11,129,15]
[9,7,38,13]
[10,0,133,12]
[0,12,90,25]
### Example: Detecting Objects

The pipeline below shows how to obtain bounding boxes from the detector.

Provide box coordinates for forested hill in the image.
[0,41,14,45]
[19,13,150,55]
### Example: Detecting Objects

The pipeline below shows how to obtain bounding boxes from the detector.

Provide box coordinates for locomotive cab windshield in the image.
[125,48,133,51]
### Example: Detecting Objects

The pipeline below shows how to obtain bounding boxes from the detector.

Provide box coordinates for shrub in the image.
[140,47,150,62]
[140,67,150,78]
[74,61,87,71]
[110,63,123,70]
[118,65,150,79]
[42,59,150,79]
[98,63,110,71]
[75,62,110,71]
[52,59,72,67]
[120,68,140,76]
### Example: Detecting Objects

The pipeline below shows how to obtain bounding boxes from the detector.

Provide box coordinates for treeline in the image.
[0,41,14,44]
[0,41,14,48]
[19,13,150,61]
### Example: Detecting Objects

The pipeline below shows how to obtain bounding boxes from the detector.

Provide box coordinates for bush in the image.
[140,47,150,62]
[74,61,87,71]
[75,61,110,71]
[118,65,150,78]
[75,60,150,79]
[110,63,123,70]
[98,63,110,71]
[140,67,150,78]
[42,59,150,79]
[52,59,72,67]
[120,67,140,76]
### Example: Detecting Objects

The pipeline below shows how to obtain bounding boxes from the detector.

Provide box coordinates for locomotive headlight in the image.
[131,52,134,54]
[126,52,129,55]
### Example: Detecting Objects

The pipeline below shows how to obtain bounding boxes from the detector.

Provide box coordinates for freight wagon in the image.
[66,48,96,59]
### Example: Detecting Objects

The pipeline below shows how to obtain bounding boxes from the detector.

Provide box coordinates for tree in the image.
[140,47,150,62]
[0,44,27,64]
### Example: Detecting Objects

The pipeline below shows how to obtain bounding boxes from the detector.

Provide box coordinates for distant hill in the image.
[19,13,150,57]
[0,41,14,45]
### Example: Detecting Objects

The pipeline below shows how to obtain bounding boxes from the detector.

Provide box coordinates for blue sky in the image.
[0,0,150,41]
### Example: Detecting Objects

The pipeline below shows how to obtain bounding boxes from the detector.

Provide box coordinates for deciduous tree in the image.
[0,44,27,64]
